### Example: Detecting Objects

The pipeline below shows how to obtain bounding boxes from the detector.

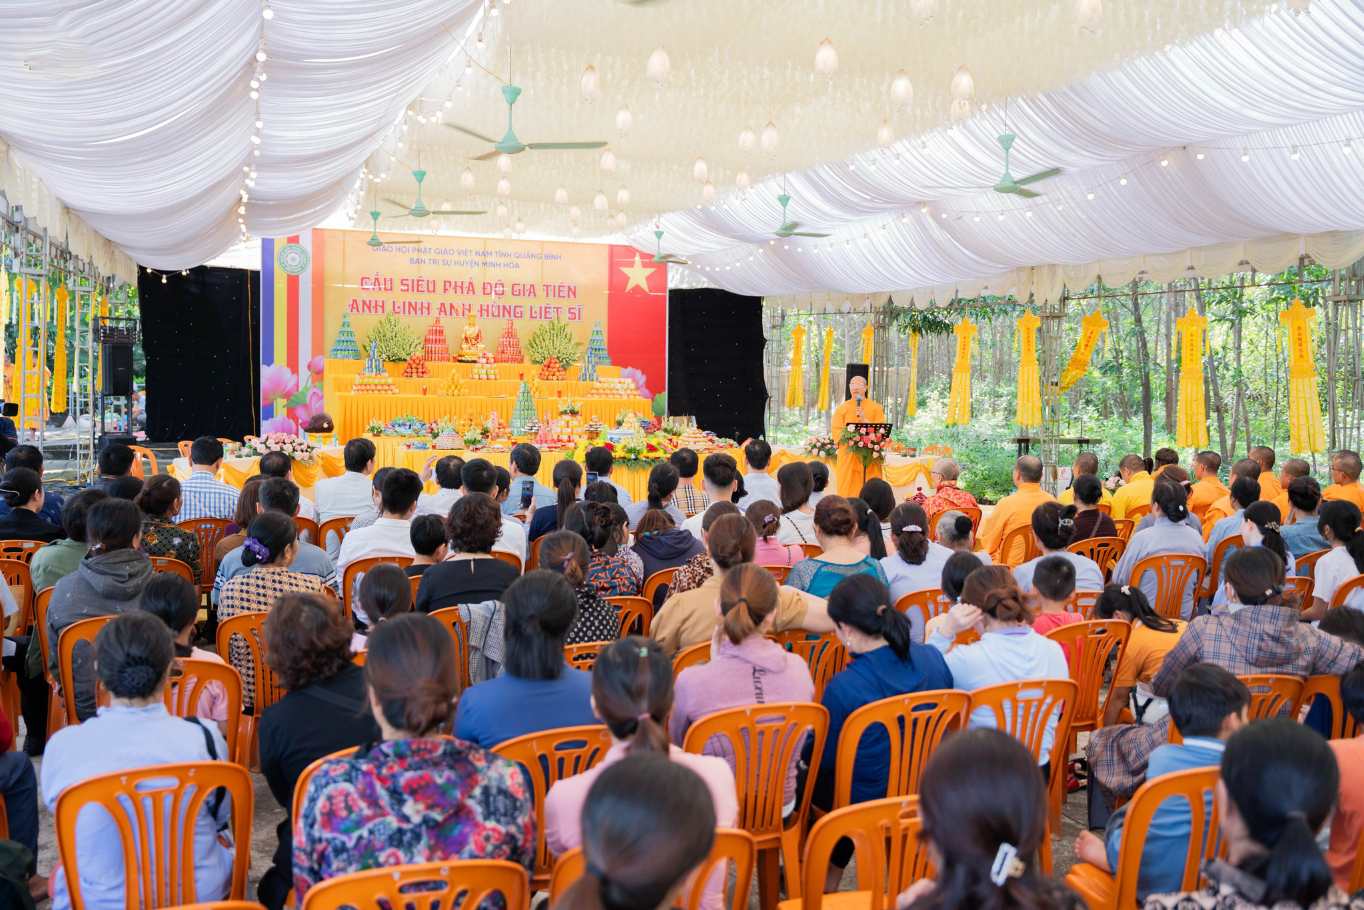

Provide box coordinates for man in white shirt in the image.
[583,446,633,506]
[684,452,740,539]
[501,443,558,517]
[736,438,780,511]
[258,450,317,522]
[416,454,464,517]
[315,438,377,558]
[336,468,422,621]
[461,457,526,560]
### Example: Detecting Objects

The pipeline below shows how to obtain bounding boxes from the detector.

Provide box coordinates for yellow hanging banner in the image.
[860,322,874,363]
[1280,299,1327,453]
[1058,309,1109,391]
[51,286,68,412]
[946,317,976,426]
[907,330,919,417]
[1174,304,1210,448]
[816,326,833,411]
[786,324,807,408]
[1015,310,1042,426]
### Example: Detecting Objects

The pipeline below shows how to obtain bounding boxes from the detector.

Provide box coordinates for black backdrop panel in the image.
[667,288,766,441]
[139,266,260,442]
[843,363,869,401]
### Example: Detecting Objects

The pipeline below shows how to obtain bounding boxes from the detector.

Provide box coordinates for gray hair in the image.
[936,510,974,547]
[933,457,960,482]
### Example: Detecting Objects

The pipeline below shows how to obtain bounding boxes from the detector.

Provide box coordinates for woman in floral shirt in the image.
[136,475,202,581]
[540,530,621,645]
[293,612,535,899]
[567,502,642,597]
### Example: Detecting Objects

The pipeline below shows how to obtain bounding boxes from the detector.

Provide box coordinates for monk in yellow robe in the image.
[1322,450,1364,511]
[1187,451,1228,524]
[1202,458,1261,541]
[977,455,1055,565]
[1250,446,1283,504]
[1110,455,1154,521]
[1268,458,1310,522]
[1056,451,1114,508]
[831,375,886,497]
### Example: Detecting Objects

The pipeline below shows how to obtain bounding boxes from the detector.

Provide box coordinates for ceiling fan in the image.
[650,229,689,265]
[992,133,1061,197]
[364,211,423,248]
[447,85,607,160]
[383,169,445,218]
[774,194,829,238]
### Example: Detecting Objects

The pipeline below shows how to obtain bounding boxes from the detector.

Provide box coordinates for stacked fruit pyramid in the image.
[510,376,537,435]
[403,354,429,378]
[470,351,499,380]
[424,318,452,362]
[587,377,639,399]
[439,371,469,396]
[351,347,399,394]
[329,314,362,359]
[538,356,567,381]
[493,320,524,364]
[580,322,611,381]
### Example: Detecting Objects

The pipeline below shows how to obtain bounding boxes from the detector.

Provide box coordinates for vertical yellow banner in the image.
[1174,305,1210,448]
[1015,309,1041,426]
[786,324,806,408]
[1280,299,1326,453]
[946,318,977,426]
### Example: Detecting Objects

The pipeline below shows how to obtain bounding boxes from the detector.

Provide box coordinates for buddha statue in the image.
[456,314,485,362]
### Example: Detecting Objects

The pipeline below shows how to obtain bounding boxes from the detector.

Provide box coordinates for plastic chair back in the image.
[1097,502,1112,516]
[409,574,422,601]
[928,506,982,541]
[1044,621,1131,733]
[1112,518,1136,542]
[492,725,613,889]
[151,556,197,586]
[1067,590,1103,620]
[763,565,792,584]
[317,517,354,557]
[1066,536,1125,581]
[643,568,677,605]
[165,658,245,765]
[293,516,319,547]
[799,543,823,559]
[527,537,543,571]
[564,641,610,672]
[298,859,529,910]
[171,903,267,910]
[177,518,233,588]
[292,746,360,826]
[999,525,1040,568]
[215,611,285,712]
[1301,675,1360,741]
[1126,503,1152,522]
[832,690,969,809]
[130,445,159,479]
[549,830,757,910]
[1238,674,1305,720]
[341,555,415,620]
[606,595,653,637]
[1330,574,1364,611]
[54,761,254,908]
[1287,575,1314,606]
[176,441,193,458]
[58,615,116,724]
[767,631,847,702]
[1296,548,1330,579]
[490,550,523,573]
[428,607,472,692]
[672,642,711,679]
[1131,554,1207,620]
[34,586,55,687]
[894,587,954,636]
[797,796,932,910]
[1198,534,1243,601]
[0,540,46,564]
[0,558,34,633]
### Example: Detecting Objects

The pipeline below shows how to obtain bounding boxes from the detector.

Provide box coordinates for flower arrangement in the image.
[804,434,840,460]
[365,419,384,436]
[240,432,323,467]
[838,425,890,468]
[462,430,485,449]
[558,399,582,416]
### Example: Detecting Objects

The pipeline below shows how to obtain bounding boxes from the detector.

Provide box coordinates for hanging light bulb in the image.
[890,70,913,109]
[909,0,938,24]
[738,125,755,157]
[1286,0,1310,13]
[569,204,582,222]
[693,157,708,183]
[1074,0,1102,32]
[735,169,750,190]
[616,106,633,137]
[761,121,779,158]
[950,65,974,101]
[497,154,513,175]
[502,226,513,239]
[261,0,274,19]
[877,120,895,148]
[615,211,628,227]
[1344,140,1354,155]
[950,98,971,122]
[1241,147,1251,162]
[617,185,630,207]
[814,39,838,79]
[701,181,715,203]
[460,167,476,193]
[594,189,608,213]
[475,33,485,49]
[599,149,618,177]
[1291,145,1301,160]
[555,185,568,205]
[514,217,526,234]
[571,225,581,238]
[580,65,600,103]
[493,202,507,220]
[497,176,511,198]
[647,47,670,87]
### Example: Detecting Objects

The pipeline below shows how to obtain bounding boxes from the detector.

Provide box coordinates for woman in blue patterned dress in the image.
[785,496,889,598]
[292,612,535,899]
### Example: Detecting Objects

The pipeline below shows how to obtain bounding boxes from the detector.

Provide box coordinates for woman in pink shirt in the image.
[670,563,815,811]
[545,637,737,910]
[746,500,806,568]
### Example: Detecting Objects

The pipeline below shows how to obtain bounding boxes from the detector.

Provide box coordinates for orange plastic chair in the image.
[177,440,193,458]
[550,830,757,910]
[1238,674,1305,720]
[1129,554,1207,620]
[1197,534,1243,602]
[798,543,823,559]
[490,550,524,573]
[1296,548,1331,579]
[763,565,792,584]
[923,444,953,458]
[129,444,159,479]
[830,690,969,810]
[767,631,847,702]
[151,556,197,586]
[317,516,355,557]
[1287,575,1314,606]
[341,555,415,620]
[1068,590,1103,620]
[216,612,283,766]
[527,536,543,571]
[606,595,653,637]
[0,558,35,633]
[967,678,1078,875]
[564,641,610,672]
[1065,766,1221,910]
[409,573,422,599]
[1302,675,1360,741]
[1096,502,1113,516]
[999,524,1040,568]
[351,650,367,666]
[1067,536,1126,581]
[33,586,65,741]
[177,518,233,589]
[58,615,116,724]
[492,725,613,889]
[1112,518,1136,543]
[1330,574,1364,611]
[165,658,245,767]
[54,761,254,909]
[293,515,320,547]
[172,903,267,910]
[780,796,932,910]
[928,505,982,541]
[428,607,472,691]
[1045,620,1130,821]
[643,568,677,604]
[0,540,45,564]
[681,702,829,907]
[672,642,711,679]
[1126,503,1152,522]
[893,588,953,636]
[298,859,529,910]
[1353,841,1364,896]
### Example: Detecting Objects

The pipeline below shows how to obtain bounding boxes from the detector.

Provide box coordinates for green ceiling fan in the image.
[447,85,607,160]
[383,169,442,217]
[365,210,423,248]
[650,228,689,265]
[992,134,1062,198]
[774,193,829,238]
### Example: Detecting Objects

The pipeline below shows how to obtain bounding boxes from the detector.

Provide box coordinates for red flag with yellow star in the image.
[607,245,668,393]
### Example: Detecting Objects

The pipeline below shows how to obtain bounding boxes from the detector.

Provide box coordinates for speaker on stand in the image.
[843,363,870,401]
[96,317,140,435]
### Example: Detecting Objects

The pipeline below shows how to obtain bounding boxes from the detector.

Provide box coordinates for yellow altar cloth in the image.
[335,394,652,442]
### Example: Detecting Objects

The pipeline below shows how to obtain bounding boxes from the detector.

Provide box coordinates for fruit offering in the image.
[403,354,429,378]
[587,378,641,399]
[351,372,399,394]
[470,352,499,381]
[538,356,567,381]
[439,372,469,396]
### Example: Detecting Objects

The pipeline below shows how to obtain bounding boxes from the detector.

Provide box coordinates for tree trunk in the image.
[1191,278,1228,458]
[1128,281,1154,457]
[1165,285,1177,435]
[1110,299,1133,422]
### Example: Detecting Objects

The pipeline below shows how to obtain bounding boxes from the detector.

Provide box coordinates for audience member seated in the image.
[414,492,520,613]
[31,488,105,593]
[0,696,41,899]
[1201,459,1262,539]
[556,755,717,910]
[670,563,815,807]
[461,457,527,560]
[46,498,152,720]
[1143,718,1350,910]
[257,450,318,522]
[929,566,1068,763]
[1028,556,1084,637]
[846,497,889,560]
[91,443,136,493]
[977,456,1057,563]
[214,478,338,604]
[586,445,634,507]
[1055,452,1110,507]
[584,480,619,504]
[682,453,740,540]
[653,515,831,655]
[1326,662,1364,891]
[858,478,897,543]
[1322,449,1364,510]
[1209,500,1297,610]
[41,613,233,910]
[218,475,264,554]
[1010,502,1104,594]
[1282,477,1329,560]
[256,593,379,910]
[1111,481,1206,619]
[669,502,741,595]
[940,551,983,605]
[293,613,535,899]
[219,511,327,709]
[454,571,597,747]
[1205,477,1263,567]
[135,475,201,580]
[786,496,889,597]
[0,467,64,542]
[894,729,1085,910]
[1088,546,1364,809]
[880,502,952,638]
[415,454,464,518]
[1110,454,1156,522]
[632,508,706,604]
[565,501,643,597]
[747,500,806,568]
[1,445,63,524]
[352,563,413,650]
[139,573,227,730]
[314,437,376,527]
[1135,469,1204,534]
[503,442,558,515]
[1095,584,1184,727]
[178,436,239,522]
[346,465,393,532]
[336,468,421,600]
[924,457,980,515]
[626,463,687,530]
[108,475,144,501]
[540,530,621,646]
[737,439,779,510]
[1069,474,1118,543]
[670,448,709,517]
[1306,501,1364,618]
[936,510,993,564]
[407,514,447,577]
[527,459,584,543]
[1075,663,1249,901]
[772,461,817,546]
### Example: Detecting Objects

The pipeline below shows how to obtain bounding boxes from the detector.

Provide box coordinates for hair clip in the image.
[637,712,652,723]
[990,843,1025,886]
[639,647,649,658]
[875,604,887,615]
[562,554,574,570]
[1265,521,1280,532]
[905,524,922,533]
[1057,518,1074,529]
[764,514,777,524]
[244,537,270,561]
[1121,585,1131,596]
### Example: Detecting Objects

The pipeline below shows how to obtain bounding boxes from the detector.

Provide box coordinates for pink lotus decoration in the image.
[620,367,651,399]
[262,415,298,435]
[307,355,325,376]
[261,364,298,406]
[294,385,325,423]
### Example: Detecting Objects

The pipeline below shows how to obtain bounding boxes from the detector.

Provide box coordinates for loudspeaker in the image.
[843,363,870,401]
[99,433,136,452]
[101,342,134,397]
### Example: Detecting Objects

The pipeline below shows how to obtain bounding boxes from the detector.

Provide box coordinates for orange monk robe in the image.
[1257,472,1284,505]
[1110,472,1154,521]
[1322,482,1364,511]
[1202,494,1237,541]
[1188,477,1228,524]
[1057,483,1113,507]
[1269,491,1290,523]
[831,396,886,497]
[977,482,1056,565]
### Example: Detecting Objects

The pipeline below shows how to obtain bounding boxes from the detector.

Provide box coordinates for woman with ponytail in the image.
[566,501,644,597]
[1135,469,1203,534]
[293,613,536,901]
[670,563,815,807]
[136,475,202,581]
[1206,500,1297,610]
[0,466,63,542]
[881,502,953,609]
[1012,501,1105,594]
[1145,718,1350,910]
[526,459,584,543]
[1094,584,1184,727]
[546,638,737,910]
[1112,479,1207,619]
[626,462,686,530]
[746,499,806,568]
[557,755,718,910]
[540,529,622,646]
[846,497,889,560]
[1308,500,1364,617]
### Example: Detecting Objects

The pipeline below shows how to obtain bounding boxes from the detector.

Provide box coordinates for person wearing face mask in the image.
[830,374,885,497]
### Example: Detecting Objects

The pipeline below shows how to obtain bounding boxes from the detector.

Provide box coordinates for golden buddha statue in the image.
[457,314,485,362]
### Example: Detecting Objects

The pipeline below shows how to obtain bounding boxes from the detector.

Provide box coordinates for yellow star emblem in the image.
[619,252,657,293]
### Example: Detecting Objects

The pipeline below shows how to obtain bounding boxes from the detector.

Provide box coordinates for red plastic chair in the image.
[1129,554,1207,620]
[298,859,529,910]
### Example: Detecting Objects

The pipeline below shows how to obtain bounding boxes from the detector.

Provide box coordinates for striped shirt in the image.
[178,470,240,522]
